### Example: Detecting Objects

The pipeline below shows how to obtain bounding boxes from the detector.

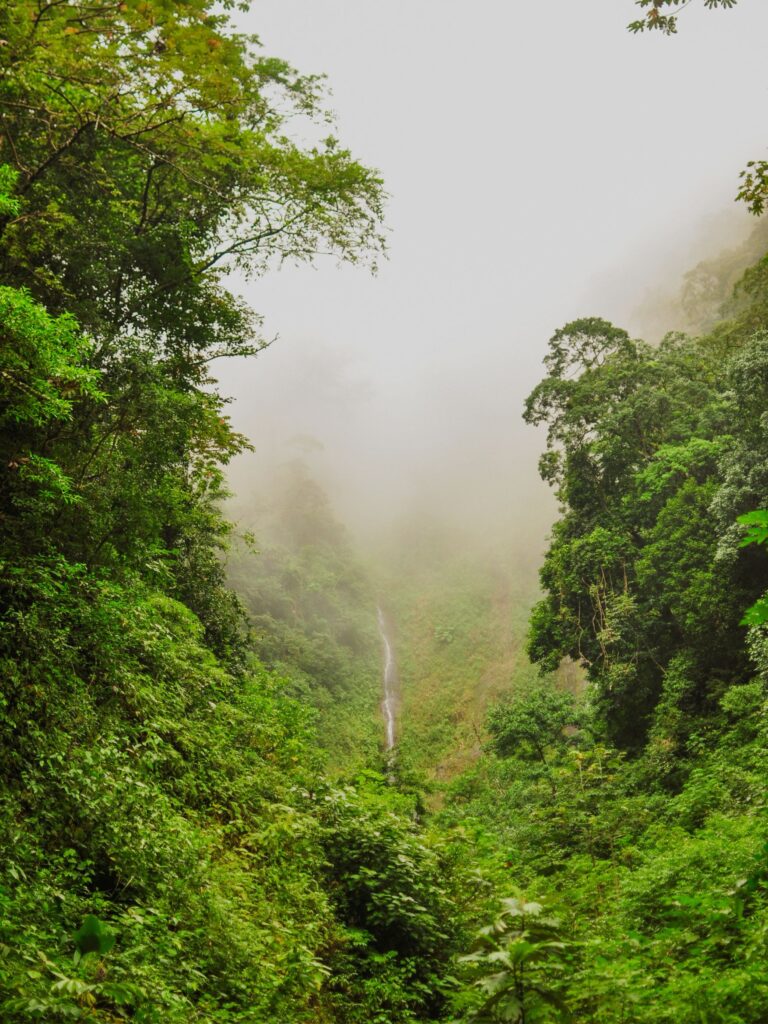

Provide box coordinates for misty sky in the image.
[219,0,768,549]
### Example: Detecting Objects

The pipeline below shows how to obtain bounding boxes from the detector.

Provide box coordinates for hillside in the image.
[4,2,768,1023]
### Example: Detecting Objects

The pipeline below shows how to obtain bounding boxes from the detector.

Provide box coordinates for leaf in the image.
[73,915,115,957]
[485,950,513,968]
[521,901,543,915]
[738,510,768,548]
[740,597,768,627]
[496,995,524,1022]
[478,970,512,997]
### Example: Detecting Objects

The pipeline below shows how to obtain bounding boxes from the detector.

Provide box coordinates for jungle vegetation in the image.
[2,1,768,1023]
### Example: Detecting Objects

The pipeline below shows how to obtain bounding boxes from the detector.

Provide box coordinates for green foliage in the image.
[227,464,382,768]
[628,1,738,37]
[437,193,768,1024]
[487,688,582,765]
[0,0,385,659]
[522,311,768,747]
[7,1,768,1021]
[319,784,465,1021]
[73,916,116,958]
[0,284,101,427]
[386,545,544,780]
[457,897,570,1024]
[737,510,768,624]
[0,22,444,1011]
[0,558,465,1021]
[441,665,768,1022]
[0,0,384,324]
[0,6,471,1023]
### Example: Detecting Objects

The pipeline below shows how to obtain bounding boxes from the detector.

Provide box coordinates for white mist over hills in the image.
[217,0,768,553]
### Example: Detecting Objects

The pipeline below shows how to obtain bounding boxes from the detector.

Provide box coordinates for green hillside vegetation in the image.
[385,539,545,784]
[5,1,768,1022]
[0,4,469,1021]
[378,271,768,1022]
[227,463,382,771]
[438,228,768,1023]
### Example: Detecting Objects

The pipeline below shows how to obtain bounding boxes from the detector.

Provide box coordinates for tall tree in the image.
[524,318,767,748]
[0,0,385,651]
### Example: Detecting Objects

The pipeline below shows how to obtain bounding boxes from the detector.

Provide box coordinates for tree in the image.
[0,0,385,331]
[523,316,768,748]
[0,0,385,654]
[487,689,581,766]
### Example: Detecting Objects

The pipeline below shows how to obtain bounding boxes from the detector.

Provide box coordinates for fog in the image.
[217,0,768,560]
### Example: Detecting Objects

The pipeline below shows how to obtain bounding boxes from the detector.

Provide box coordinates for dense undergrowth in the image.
[370,207,768,1021]
[4,1,768,1022]
[437,215,768,1022]
[226,463,382,772]
[385,539,545,784]
[0,3,467,1020]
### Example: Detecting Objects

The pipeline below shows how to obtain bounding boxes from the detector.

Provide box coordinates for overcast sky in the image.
[219,0,768,551]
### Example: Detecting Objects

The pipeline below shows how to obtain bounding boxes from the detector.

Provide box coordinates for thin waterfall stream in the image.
[377,607,398,751]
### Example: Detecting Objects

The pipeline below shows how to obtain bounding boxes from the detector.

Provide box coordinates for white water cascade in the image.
[377,607,397,751]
